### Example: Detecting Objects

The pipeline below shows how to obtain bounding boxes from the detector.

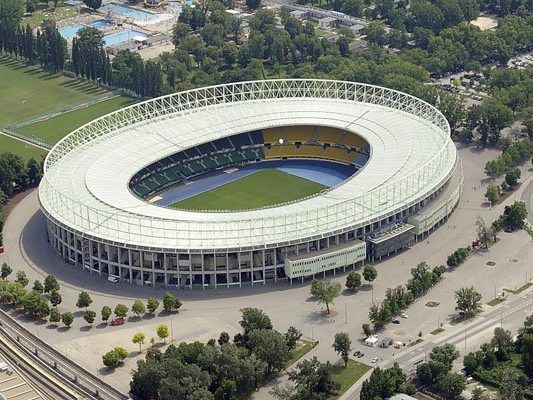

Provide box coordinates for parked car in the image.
[372,357,379,363]
[107,276,119,283]
[110,317,125,326]
[357,352,364,358]
[400,312,408,318]
[392,318,400,324]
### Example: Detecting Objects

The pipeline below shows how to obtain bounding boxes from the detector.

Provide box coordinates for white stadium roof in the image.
[39,80,456,251]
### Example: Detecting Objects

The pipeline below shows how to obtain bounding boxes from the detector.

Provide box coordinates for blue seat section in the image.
[130,131,266,198]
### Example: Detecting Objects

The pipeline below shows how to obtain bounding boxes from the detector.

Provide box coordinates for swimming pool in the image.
[169,2,182,13]
[100,3,171,25]
[89,19,113,29]
[58,24,85,39]
[103,29,148,46]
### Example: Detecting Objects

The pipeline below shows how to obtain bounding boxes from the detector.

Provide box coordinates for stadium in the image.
[39,79,462,289]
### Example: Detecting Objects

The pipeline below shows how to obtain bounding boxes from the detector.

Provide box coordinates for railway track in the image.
[0,307,129,400]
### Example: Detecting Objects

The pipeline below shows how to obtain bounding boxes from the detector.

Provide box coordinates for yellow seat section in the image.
[315,126,344,144]
[343,133,367,149]
[264,144,298,159]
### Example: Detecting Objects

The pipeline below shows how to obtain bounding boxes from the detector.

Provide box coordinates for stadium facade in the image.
[39,80,462,289]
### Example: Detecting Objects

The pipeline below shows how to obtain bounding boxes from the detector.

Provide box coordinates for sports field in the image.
[0,57,111,127]
[17,97,137,144]
[172,169,327,211]
[0,135,46,161]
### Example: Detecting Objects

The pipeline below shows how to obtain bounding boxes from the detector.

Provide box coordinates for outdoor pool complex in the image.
[103,29,148,46]
[100,3,172,25]
[89,19,113,29]
[58,24,85,39]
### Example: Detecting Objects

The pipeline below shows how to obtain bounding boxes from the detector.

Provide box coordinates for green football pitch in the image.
[0,57,111,128]
[171,169,328,211]
[17,96,137,145]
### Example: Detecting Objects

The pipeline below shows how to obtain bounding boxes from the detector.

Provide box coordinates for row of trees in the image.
[463,316,533,399]
[0,10,66,73]
[130,307,304,400]
[416,344,466,400]
[485,139,533,177]
[71,28,112,86]
[0,152,43,246]
[360,363,409,400]
[368,262,444,329]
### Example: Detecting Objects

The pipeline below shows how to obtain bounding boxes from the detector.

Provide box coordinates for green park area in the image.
[172,169,328,211]
[22,1,80,28]
[330,359,372,399]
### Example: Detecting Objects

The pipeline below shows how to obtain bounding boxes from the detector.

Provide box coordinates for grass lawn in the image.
[23,2,80,28]
[0,56,111,127]
[287,340,314,366]
[18,97,137,144]
[330,359,372,400]
[504,282,533,295]
[0,135,46,161]
[487,297,506,306]
[172,169,328,211]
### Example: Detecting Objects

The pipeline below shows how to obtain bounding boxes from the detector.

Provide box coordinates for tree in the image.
[499,367,527,400]
[311,280,341,314]
[245,0,261,10]
[84,309,96,325]
[491,327,514,361]
[146,297,159,314]
[61,311,74,327]
[132,299,146,318]
[82,0,102,10]
[455,287,482,315]
[1,263,12,279]
[76,291,92,309]
[430,344,459,368]
[49,307,61,324]
[248,329,290,375]
[485,182,501,203]
[43,275,59,293]
[333,332,351,367]
[284,326,302,350]
[15,271,29,287]
[162,292,182,313]
[101,305,112,322]
[32,280,43,293]
[114,303,128,318]
[345,271,362,291]
[218,332,230,345]
[362,323,372,337]
[157,324,169,343]
[102,346,127,368]
[363,265,377,284]
[50,290,62,307]
[284,357,339,399]
[476,217,494,248]
[502,201,527,231]
[439,372,466,399]
[505,168,521,187]
[133,332,146,352]
[240,307,273,335]
[361,363,406,400]
[102,349,120,368]
[310,280,321,297]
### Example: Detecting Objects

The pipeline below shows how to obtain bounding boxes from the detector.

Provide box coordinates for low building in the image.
[319,17,337,29]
